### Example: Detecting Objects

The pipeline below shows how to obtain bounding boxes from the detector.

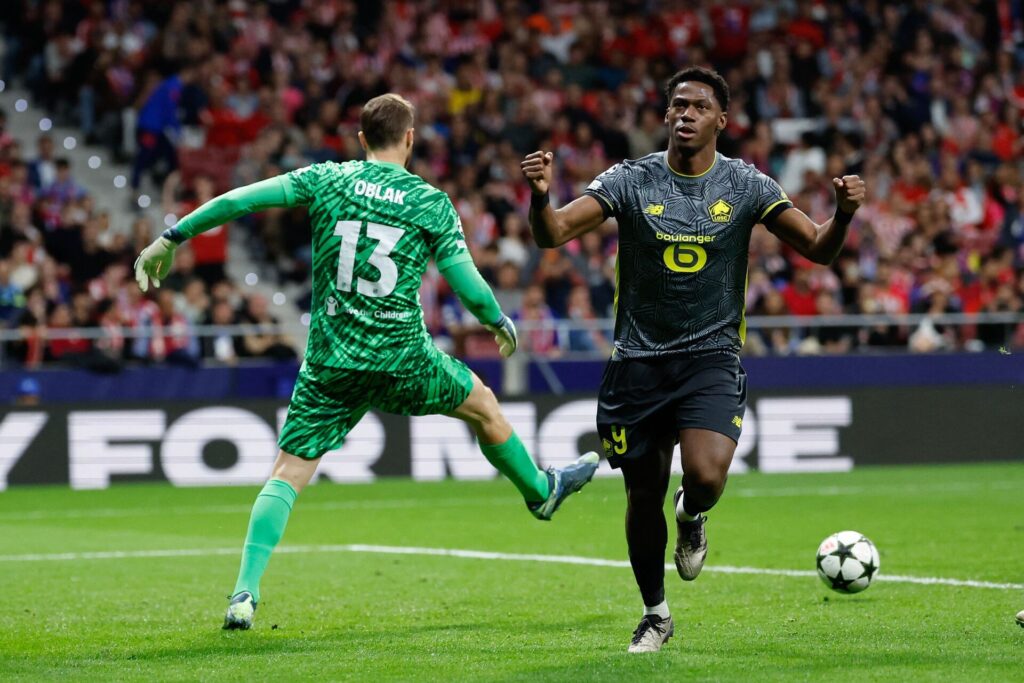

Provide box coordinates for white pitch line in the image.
[0,543,1020,591]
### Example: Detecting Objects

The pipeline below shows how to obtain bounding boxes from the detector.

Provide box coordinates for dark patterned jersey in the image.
[584,151,792,357]
[284,160,471,373]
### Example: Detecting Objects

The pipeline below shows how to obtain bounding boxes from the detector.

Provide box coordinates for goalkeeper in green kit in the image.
[134,94,599,631]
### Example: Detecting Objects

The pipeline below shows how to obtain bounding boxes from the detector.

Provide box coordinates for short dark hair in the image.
[360,94,415,150]
[665,67,730,111]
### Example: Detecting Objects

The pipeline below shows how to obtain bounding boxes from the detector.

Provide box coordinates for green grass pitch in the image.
[1,462,1021,681]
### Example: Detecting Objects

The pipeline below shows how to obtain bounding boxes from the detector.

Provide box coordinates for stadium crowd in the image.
[2,0,1024,368]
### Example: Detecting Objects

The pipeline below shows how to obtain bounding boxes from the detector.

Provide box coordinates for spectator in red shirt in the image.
[46,302,90,361]
[708,2,751,65]
[200,79,249,148]
[783,267,819,317]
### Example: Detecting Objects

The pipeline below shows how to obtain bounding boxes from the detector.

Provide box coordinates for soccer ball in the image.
[815,531,880,594]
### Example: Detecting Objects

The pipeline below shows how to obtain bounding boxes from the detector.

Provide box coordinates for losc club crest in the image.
[708,198,732,223]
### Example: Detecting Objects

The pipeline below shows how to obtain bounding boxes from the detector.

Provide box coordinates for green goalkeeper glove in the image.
[485,314,518,358]
[133,235,178,292]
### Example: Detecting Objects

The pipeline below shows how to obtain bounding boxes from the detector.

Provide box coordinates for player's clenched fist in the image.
[832,175,866,214]
[521,151,554,195]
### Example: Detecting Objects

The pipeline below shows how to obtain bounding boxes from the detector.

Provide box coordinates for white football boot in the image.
[673,487,707,581]
[627,614,674,653]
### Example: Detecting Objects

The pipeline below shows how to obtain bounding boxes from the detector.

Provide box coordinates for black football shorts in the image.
[596,352,747,468]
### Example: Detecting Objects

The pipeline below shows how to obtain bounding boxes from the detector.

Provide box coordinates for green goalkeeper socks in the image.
[479,432,550,503]
[232,478,298,603]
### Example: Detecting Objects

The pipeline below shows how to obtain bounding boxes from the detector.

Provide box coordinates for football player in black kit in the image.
[522,66,866,652]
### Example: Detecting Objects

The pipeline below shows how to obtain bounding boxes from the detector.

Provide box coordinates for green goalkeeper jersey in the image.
[282,160,472,373]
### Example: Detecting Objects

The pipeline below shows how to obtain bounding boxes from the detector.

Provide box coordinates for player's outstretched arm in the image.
[440,259,517,357]
[766,175,866,266]
[134,176,298,291]
[521,150,607,248]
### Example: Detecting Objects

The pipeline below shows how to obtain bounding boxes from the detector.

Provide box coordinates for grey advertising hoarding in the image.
[1,388,1021,490]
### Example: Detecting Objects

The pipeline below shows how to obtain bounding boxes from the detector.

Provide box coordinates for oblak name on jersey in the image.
[353,178,408,205]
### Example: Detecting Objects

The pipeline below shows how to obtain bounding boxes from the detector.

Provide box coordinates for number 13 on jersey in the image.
[334,220,405,298]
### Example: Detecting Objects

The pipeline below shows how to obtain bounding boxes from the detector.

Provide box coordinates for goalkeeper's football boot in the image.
[1016,610,1024,628]
[222,591,257,630]
[528,452,600,521]
[627,614,674,653]
[673,487,707,581]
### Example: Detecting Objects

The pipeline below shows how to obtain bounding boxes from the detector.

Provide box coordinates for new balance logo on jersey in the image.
[353,179,407,205]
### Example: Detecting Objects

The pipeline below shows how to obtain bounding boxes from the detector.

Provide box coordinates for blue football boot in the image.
[529,452,600,521]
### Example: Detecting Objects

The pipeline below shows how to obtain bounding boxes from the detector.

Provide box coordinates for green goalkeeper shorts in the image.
[278,351,475,460]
